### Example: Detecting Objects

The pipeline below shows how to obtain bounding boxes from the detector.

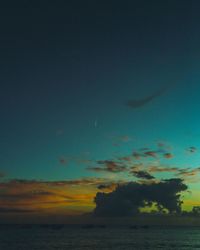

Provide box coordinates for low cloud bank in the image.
[94,178,187,217]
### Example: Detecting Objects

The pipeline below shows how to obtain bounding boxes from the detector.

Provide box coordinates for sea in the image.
[0,224,200,250]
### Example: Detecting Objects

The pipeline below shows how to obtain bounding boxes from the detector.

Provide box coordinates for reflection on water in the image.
[1,225,200,250]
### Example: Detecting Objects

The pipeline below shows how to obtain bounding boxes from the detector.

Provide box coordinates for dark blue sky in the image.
[0,0,200,183]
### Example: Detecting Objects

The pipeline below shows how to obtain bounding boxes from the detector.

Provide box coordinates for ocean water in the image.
[1,225,200,250]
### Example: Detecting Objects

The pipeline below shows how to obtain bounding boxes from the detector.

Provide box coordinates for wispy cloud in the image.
[148,166,179,173]
[131,170,155,180]
[0,177,123,215]
[125,84,173,109]
[88,160,127,173]
[144,151,157,158]
[58,156,69,166]
[177,167,200,178]
[186,146,197,154]
[163,153,174,159]
[0,207,35,213]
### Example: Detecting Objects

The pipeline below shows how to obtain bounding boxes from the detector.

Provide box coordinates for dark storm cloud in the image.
[126,85,172,109]
[94,179,187,216]
[131,170,155,180]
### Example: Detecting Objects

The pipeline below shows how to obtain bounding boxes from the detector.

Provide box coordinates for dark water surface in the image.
[1,225,200,250]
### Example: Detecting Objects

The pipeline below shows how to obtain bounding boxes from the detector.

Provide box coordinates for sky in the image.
[1,0,200,221]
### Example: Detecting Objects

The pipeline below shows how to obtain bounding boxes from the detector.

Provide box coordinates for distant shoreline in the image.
[1,215,200,226]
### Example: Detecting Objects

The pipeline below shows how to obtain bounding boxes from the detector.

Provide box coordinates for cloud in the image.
[130,163,144,171]
[0,207,35,213]
[157,142,165,147]
[97,183,117,191]
[131,162,200,177]
[87,166,127,173]
[132,148,174,160]
[132,152,141,160]
[148,166,179,173]
[0,177,121,215]
[177,167,200,178]
[0,163,197,218]
[186,146,197,154]
[131,170,155,180]
[94,179,187,217]
[7,178,110,186]
[147,165,200,180]
[120,136,132,142]
[144,151,157,158]
[58,154,93,167]
[88,160,127,173]
[0,191,54,202]
[163,153,174,159]
[58,156,69,166]
[118,156,132,162]
[125,85,172,109]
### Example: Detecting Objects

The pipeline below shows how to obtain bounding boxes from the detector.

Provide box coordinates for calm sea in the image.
[0,225,200,249]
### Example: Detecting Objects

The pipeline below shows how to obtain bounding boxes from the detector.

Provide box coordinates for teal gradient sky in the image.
[1,70,200,181]
[1,1,200,216]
